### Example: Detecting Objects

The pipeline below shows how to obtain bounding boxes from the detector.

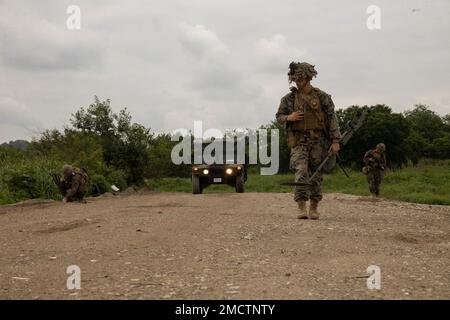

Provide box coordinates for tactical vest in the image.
[73,168,89,185]
[286,90,327,147]
[368,150,384,168]
[291,91,326,131]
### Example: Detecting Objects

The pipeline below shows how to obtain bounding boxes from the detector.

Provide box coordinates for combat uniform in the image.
[60,165,89,202]
[363,146,386,197]
[276,62,341,217]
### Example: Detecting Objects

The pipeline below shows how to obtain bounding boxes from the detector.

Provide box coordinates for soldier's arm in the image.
[275,96,291,126]
[65,175,81,199]
[363,151,372,165]
[322,93,342,143]
[59,178,68,195]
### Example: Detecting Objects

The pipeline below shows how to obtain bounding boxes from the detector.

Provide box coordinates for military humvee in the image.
[191,142,247,194]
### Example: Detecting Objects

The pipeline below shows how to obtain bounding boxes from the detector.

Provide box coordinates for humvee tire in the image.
[235,175,244,193]
[192,174,202,194]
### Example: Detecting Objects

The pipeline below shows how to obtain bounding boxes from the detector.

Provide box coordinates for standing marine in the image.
[362,143,387,198]
[56,165,89,203]
[276,62,341,220]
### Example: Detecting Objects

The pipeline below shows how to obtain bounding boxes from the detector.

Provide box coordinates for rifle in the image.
[51,173,66,194]
[51,173,60,185]
[336,154,350,178]
[282,108,368,186]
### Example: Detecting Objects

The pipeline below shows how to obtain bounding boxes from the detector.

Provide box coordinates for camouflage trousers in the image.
[290,135,329,202]
[67,191,87,202]
[60,185,87,202]
[366,169,384,196]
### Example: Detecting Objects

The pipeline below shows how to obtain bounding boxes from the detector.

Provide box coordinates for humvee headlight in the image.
[237,166,242,170]
[226,168,233,175]
[203,169,209,175]
[193,167,199,171]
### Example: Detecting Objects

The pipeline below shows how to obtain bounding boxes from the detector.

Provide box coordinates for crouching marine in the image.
[52,165,89,203]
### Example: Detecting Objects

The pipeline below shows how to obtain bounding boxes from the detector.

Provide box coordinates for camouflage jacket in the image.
[62,168,88,198]
[276,87,341,146]
[363,149,387,170]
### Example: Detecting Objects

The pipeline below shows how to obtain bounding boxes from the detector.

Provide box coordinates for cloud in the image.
[0,7,103,71]
[0,97,40,127]
[189,62,262,100]
[0,0,449,144]
[178,23,228,57]
[254,34,307,73]
[177,22,259,101]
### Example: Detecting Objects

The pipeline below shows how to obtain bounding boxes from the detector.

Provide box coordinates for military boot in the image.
[309,199,320,220]
[297,200,308,219]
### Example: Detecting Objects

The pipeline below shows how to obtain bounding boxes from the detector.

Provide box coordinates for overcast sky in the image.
[1,0,449,143]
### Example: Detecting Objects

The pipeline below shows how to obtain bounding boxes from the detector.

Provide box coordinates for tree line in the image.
[1,97,449,203]
[266,103,450,173]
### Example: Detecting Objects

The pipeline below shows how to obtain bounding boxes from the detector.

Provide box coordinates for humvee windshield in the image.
[198,140,246,165]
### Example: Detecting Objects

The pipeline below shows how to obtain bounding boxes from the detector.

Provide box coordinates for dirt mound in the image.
[120,186,138,196]
[7,199,57,208]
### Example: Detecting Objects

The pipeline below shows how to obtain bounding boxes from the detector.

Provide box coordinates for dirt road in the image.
[0,192,448,300]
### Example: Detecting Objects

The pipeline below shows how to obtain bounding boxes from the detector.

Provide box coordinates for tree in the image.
[113,123,154,183]
[0,140,30,150]
[404,105,445,142]
[404,105,448,158]
[430,133,450,159]
[148,133,191,178]
[260,121,290,173]
[337,105,410,169]
[71,97,116,136]
[443,114,450,127]
[405,131,428,166]
[70,97,154,185]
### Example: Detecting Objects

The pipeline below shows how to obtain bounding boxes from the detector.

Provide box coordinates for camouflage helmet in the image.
[376,143,386,152]
[62,164,73,177]
[288,62,318,82]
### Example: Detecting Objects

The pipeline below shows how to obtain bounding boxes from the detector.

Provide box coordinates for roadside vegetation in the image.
[1,97,449,205]
[146,160,450,205]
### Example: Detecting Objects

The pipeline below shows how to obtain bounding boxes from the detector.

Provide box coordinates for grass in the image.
[146,163,450,205]
[146,174,294,194]
[1,157,449,206]
[382,166,450,205]
[0,156,64,205]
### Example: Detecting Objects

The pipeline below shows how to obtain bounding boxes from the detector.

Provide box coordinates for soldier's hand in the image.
[287,111,304,122]
[329,142,340,155]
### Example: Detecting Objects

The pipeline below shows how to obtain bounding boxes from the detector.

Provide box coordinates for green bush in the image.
[106,169,128,191]
[0,155,63,203]
[4,173,39,199]
[70,97,154,185]
[89,174,111,196]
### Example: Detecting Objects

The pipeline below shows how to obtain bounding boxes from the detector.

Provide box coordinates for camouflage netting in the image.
[288,62,318,82]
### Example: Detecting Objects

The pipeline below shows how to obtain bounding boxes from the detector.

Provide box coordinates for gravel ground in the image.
[0,192,448,300]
